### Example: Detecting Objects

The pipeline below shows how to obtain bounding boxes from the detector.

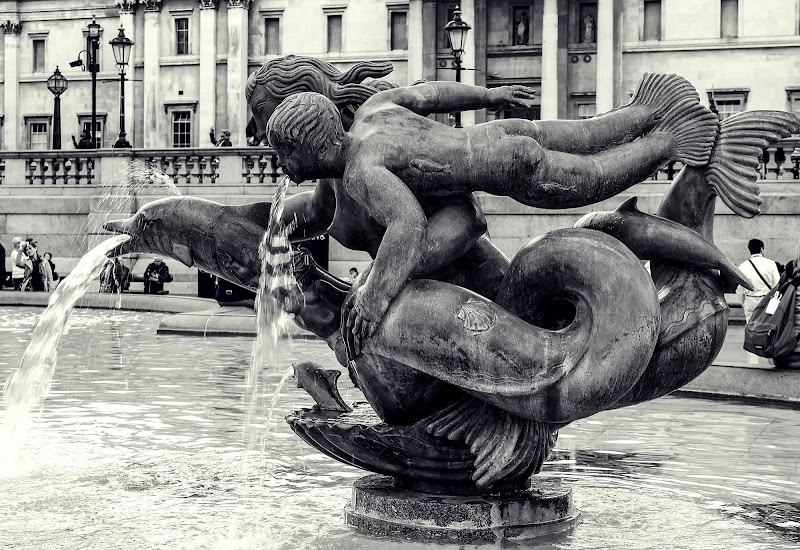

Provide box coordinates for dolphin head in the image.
[103,196,196,266]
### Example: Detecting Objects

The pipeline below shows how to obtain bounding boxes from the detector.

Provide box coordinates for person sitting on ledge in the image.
[266,75,718,351]
[143,257,173,295]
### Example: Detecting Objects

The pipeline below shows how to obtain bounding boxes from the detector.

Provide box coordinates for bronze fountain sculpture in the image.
[104,55,800,542]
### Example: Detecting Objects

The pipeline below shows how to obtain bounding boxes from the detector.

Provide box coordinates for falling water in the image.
[1,234,132,449]
[239,177,300,470]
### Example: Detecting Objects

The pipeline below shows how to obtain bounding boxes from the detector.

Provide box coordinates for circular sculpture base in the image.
[344,475,580,544]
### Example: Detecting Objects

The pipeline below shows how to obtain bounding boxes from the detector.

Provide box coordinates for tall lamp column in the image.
[444,6,471,128]
[88,18,101,148]
[110,26,133,148]
[46,67,69,150]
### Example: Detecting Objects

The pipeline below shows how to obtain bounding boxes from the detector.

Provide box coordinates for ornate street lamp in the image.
[47,66,68,150]
[88,17,101,148]
[110,26,133,148]
[445,6,471,128]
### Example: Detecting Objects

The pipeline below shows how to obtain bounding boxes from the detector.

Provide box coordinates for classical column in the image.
[540,0,559,120]
[2,21,22,150]
[198,0,218,146]
[142,0,162,147]
[407,0,424,84]
[420,0,437,82]
[226,0,250,146]
[117,1,136,146]
[596,0,621,112]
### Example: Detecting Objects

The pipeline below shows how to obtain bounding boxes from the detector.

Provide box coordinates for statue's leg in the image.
[497,72,713,155]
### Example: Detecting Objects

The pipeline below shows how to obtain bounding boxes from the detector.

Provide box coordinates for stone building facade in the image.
[0,0,798,151]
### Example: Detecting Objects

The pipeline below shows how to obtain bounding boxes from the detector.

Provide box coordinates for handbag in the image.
[743,278,800,358]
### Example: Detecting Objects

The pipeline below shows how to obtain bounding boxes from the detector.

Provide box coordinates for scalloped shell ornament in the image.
[457,298,497,332]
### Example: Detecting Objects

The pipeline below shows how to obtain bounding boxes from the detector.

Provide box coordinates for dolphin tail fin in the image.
[704,111,800,218]
[625,73,719,167]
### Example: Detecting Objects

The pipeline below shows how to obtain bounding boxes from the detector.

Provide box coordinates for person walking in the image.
[737,238,781,364]
[22,244,53,292]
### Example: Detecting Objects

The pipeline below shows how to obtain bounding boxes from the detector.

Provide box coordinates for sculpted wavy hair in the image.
[266,92,345,153]
[246,55,396,126]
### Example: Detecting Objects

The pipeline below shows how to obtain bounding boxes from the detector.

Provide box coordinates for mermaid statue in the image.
[105,55,800,498]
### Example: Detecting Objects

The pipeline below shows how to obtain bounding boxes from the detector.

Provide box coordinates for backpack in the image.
[743,278,800,358]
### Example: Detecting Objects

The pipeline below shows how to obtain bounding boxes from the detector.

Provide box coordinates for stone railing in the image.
[649,137,800,181]
[0,138,797,188]
[0,147,284,187]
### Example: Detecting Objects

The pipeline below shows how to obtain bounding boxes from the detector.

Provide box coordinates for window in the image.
[642,0,661,41]
[32,38,46,73]
[708,90,747,120]
[172,111,192,147]
[787,89,800,115]
[264,17,280,55]
[720,0,738,38]
[511,6,531,46]
[28,121,50,150]
[327,14,343,53]
[577,103,596,119]
[78,116,106,148]
[390,11,408,50]
[175,17,190,55]
[440,6,458,50]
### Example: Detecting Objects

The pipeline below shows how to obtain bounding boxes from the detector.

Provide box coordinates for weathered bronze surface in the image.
[105,55,800,496]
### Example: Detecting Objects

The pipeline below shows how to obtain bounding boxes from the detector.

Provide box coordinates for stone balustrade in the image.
[0,147,284,188]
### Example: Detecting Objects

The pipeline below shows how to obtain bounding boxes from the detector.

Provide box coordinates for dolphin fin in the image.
[423,395,554,487]
[294,361,352,413]
[172,243,194,267]
[705,111,800,218]
[616,196,641,213]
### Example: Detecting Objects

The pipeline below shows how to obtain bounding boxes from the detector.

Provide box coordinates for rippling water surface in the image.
[1,307,799,550]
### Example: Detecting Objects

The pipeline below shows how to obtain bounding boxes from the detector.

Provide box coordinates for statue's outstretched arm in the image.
[282,180,336,242]
[371,82,535,118]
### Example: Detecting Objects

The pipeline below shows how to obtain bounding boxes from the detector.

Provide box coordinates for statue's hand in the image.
[492,85,537,109]
[343,280,390,357]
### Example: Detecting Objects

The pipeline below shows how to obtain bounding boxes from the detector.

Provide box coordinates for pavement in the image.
[1,290,798,405]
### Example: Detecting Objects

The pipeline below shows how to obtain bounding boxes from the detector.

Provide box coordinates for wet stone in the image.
[344,474,581,544]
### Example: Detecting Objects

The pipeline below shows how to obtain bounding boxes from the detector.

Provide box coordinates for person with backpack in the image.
[737,239,781,364]
[771,245,800,369]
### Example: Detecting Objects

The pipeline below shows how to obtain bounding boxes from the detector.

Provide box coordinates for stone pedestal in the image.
[344,475,580,544]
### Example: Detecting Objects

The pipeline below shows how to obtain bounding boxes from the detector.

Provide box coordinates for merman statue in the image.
[104,59,800,496]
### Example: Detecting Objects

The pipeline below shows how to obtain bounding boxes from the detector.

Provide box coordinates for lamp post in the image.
[46,67,68,150]
[88,17,101,148]
[110,26,133,148]
[444,6,471,128]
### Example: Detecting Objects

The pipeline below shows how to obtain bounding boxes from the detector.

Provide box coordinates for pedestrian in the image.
[0,237,6,289]
[737,238,781,364]
[773,242,800,369]
[209,127,232,147]
[99,256,130,293]
[22,244,53,292]
[143,256,173,295]
[11,237,28,290]
[42,252,58,283]
[72,129,93,149]
[349,267,359,283]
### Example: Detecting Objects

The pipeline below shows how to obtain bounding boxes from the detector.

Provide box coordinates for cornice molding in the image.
[1,20,22,34]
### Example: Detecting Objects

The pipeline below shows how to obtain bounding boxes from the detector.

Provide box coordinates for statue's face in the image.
[249,86,279,143]
[274,141,318,184]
